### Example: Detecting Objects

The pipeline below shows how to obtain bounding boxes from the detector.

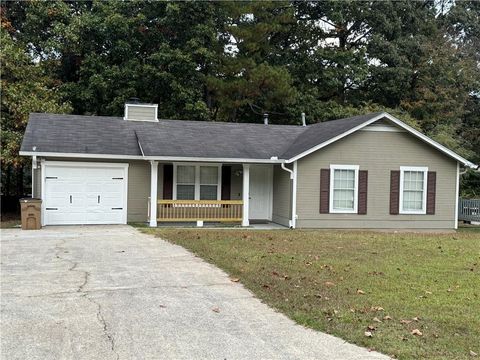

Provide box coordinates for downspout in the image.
[281,162,297,229]
[32,155,37,198]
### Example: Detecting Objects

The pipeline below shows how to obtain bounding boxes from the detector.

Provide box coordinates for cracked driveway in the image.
[1,225,388,360]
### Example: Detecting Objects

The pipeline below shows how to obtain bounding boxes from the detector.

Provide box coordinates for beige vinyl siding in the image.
[32,167,41,198]
[36,158,165,223]
[126,105,157,121]
[272,164,291,226]
[296,131,457,229]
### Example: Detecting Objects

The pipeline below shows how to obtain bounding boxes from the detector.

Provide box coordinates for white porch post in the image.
[149,160,159,227]
[242,164,250,226]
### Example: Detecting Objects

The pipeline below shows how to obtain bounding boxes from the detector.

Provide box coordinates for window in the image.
[176,165,195,200]
[200,166,218,200]
[329,165,359,213]
[400,166,427,214]
[174,164,221,200]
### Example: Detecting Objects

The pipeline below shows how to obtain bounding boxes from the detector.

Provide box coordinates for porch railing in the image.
[156,200,243,222]
[458,198,480,222]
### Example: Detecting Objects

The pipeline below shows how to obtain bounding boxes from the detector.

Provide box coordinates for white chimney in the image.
[263,113,269,125]
[124,98,158,122]
[301,112,306,126]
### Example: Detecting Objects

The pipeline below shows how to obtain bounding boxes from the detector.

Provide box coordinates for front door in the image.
[248,165,273,220]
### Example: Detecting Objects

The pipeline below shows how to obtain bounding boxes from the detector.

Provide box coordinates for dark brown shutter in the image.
[163,164,173,200]
[320,169,330,214]
[426,171,436,215]
[221,166,231,200]
[358,170,368,214]
[390,170,400,215]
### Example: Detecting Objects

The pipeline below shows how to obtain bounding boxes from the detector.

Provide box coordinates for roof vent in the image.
[124,100,158,122]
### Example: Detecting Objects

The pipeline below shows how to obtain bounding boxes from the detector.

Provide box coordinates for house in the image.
[19,102,477,229]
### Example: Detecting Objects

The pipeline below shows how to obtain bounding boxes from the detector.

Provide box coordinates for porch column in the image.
[149,160,159,227]
[242,164,250,226]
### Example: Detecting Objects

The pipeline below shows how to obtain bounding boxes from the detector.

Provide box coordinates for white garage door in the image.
[43,162,128,225]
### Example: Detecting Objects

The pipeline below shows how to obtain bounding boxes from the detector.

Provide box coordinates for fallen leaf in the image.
[364,331,373,337]
[229,277,240,282]
[371,306,384,312]
[425,290,433,295]
[357,289,366,295]
[383,315,392,320]
[411,329,423,336]
[412,317,420,321]
[212,307,220,313]
[159,304,167,308]
[367,325,376,331]
[373,317,382,323]
[324,281,335,287]
[400,319,412,325]
[470,350,478,357]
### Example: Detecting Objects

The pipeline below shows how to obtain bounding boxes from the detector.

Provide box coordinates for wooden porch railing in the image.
[156,200,243,222]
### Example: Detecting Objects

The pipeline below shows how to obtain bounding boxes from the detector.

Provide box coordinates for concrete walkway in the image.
[1,225,388,359]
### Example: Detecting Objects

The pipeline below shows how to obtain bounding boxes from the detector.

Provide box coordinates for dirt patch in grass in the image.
[142,228,480,359]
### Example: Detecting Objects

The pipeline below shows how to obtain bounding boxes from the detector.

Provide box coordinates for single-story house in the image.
[20,102,477,229]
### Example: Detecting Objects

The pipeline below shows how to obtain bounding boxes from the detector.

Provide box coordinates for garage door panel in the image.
[43,163,127,225]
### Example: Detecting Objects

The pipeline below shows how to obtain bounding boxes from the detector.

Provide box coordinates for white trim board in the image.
[20,151,284,164]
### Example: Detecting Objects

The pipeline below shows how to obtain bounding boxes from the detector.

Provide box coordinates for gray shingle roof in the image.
[280,112,384,159]
[20,112,384,160]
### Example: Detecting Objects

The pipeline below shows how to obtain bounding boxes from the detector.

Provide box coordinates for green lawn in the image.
[142,227,480,359]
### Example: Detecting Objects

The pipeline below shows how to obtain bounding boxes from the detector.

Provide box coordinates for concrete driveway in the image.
[1,225,388,360]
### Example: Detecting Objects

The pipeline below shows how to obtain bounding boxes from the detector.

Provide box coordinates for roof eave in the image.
[19,151,285,164]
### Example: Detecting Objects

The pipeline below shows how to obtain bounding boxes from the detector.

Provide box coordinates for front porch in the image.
[146,161,294,227]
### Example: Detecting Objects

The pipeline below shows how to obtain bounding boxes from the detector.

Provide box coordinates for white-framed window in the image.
[399,166,428,214]
[173,164,222,200]
[329,164,359,213]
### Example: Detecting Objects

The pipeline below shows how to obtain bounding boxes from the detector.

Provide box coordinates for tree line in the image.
[1,1,479,197]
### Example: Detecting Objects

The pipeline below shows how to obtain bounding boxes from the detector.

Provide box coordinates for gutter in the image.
[281,162,297,229]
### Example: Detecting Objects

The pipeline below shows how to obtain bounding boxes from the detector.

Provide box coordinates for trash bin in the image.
[20,198,42,230]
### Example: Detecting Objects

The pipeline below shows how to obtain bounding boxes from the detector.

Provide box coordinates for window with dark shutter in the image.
[390,170,400,215]
[426,171,436,215]
[358,170,368,214]
[163,164,173,200]
[320,169,330,213]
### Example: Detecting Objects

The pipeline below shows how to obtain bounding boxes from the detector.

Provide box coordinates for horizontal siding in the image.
[272,164,291,227]
[126,106,156,121]
[296,131,457,229]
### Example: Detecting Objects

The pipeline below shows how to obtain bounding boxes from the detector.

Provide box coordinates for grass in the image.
[141,227,480,359]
